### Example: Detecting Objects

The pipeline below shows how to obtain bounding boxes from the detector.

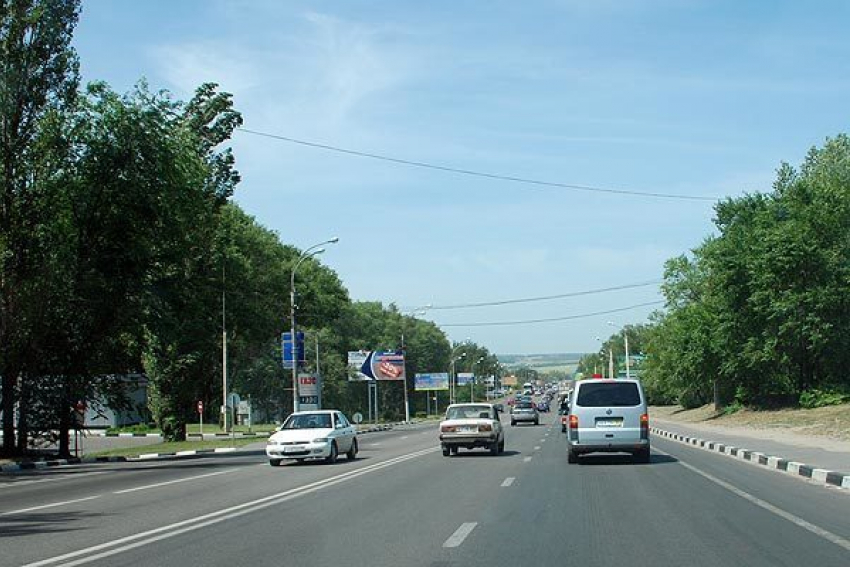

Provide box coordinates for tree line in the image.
[578,137,850,411]
[0,1,503,457]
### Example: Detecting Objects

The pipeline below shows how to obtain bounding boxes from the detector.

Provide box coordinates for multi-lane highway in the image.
[2,413,849,567]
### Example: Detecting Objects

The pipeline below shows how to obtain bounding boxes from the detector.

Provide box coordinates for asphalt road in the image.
[2,414,849,567]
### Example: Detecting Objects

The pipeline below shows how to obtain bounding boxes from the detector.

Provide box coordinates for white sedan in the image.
[266,410,358,466]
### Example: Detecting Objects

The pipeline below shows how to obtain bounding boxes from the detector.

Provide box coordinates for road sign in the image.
[352,412,363,424]
[197,400,204,414]
[282,331,305,369]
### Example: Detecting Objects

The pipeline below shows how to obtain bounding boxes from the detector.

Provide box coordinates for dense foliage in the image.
[642,137,850,409]
[0,1,461,455]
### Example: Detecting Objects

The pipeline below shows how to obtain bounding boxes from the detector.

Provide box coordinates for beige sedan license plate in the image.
[457,426,478,433]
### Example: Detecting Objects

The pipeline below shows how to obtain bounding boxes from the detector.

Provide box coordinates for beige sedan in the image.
[439,403,505,456]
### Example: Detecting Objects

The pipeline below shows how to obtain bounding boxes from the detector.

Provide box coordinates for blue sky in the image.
[73,0,850,354]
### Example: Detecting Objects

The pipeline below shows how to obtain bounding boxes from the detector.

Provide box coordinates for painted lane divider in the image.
[653,447,850,553]
[501,477,515,487]
[1,495,101,517]
[523,456,532,463]
[443,522,477,548]
[23,446,438,567]
[113,470,235,494]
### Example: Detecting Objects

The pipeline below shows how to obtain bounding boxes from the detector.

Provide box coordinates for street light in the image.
[595,336,605,379]
[608,321,630,379]
[471,356,485,402]
[291,237,339,414]
[401,305,432,423]
[450,352,466,404]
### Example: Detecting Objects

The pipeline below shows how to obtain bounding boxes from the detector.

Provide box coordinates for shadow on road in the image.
[0,510,102,538]
[444,449,521,458]
[575,453,678,466]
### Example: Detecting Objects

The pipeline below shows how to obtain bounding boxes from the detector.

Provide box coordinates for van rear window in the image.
[576,383,641,407]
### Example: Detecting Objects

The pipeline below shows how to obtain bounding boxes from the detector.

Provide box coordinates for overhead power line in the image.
[427,280,662,310]
[236,128,718,202]
[437,300,664,327]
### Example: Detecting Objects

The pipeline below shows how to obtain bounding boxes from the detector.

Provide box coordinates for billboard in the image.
[347,350,406,381]
[415,373,449,391]
[501,375,518,386]
[456,372,474,386]
[347,351,370,381]
[298,373,320,410]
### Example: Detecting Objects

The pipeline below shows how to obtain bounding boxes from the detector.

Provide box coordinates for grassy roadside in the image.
[651,403,850,442]
[88,437,264,458]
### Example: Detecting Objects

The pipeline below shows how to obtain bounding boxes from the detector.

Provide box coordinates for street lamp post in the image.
[401,305,431,423]
[595,336,605,379]
[608,321,630,379]
[471,356,485,402]
[450,352,466,404]
[290,237,339,414]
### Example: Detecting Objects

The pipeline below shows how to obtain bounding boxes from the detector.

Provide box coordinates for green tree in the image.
[0,0,81,456]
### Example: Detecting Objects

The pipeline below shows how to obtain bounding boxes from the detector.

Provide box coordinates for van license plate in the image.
[595,419,623,428]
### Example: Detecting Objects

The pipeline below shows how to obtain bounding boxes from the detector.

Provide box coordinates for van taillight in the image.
[640,414,649,428]
[569,415,579,429]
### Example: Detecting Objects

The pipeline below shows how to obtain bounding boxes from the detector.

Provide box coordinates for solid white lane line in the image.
[443,522,477,548]
[0,471,106,489]
[113,470,234,494]
[501,477,515,487]
[1,495,101,516]
[24,447,438,567]
[523,456,532,463]
[655,447,850,553]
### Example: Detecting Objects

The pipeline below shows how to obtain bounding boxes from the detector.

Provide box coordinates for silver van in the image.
[566,379,650,464]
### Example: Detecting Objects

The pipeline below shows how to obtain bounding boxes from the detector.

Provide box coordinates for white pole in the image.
[624,331,631,379]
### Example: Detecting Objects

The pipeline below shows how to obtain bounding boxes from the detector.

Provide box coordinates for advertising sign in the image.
[347,351,371,381]
[369,351,406,380]
[298,373,320,410]
[415,373,449,391]
[348,351,406,381]
[456,372,474,386]
[501,375,518,386]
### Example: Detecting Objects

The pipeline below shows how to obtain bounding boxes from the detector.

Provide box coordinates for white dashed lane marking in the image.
[443,522,478,548]
[523,456,532,463]
[501,477,515,487]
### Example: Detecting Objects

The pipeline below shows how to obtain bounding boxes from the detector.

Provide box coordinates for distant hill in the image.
[497,353,586,372]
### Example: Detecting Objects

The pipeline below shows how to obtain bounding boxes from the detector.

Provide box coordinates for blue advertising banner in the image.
[415,373,449,391]
[456,372,474,386]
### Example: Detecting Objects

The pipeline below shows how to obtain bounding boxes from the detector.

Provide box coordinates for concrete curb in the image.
[1,422,409,470]
[651,426,850,490]
[0,455,129,472]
